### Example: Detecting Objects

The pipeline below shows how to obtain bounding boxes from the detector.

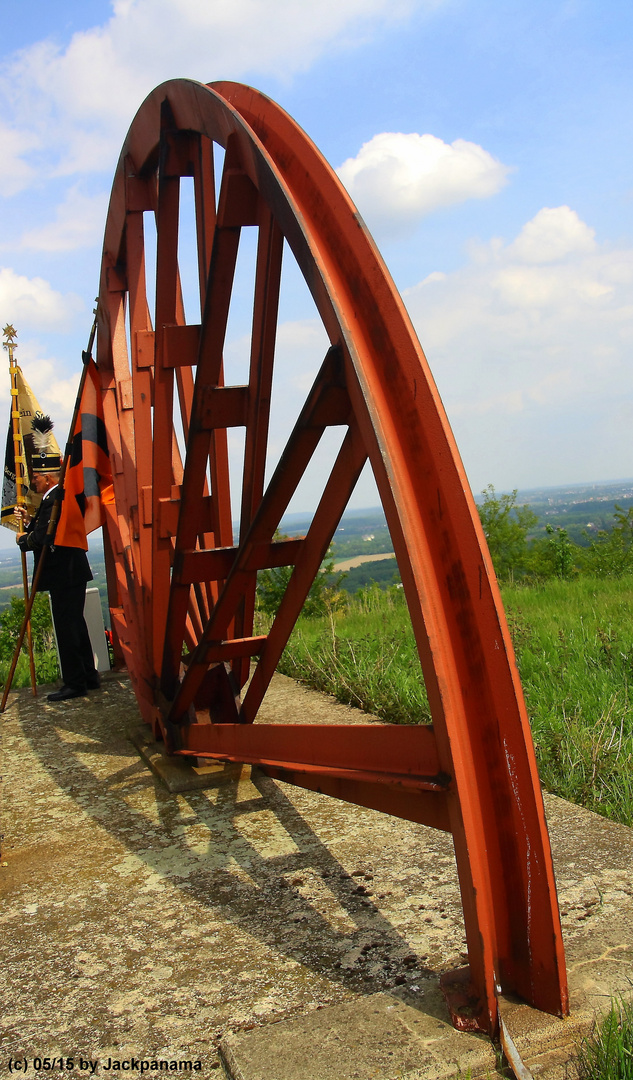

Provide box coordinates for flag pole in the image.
[0,302,99,713]
[3,326,37,696]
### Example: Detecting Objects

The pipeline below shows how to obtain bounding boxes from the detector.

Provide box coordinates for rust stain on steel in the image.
[95,78,568,1037]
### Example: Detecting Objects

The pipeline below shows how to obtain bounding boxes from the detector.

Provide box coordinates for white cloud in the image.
[16,187,109,252]
[274,319,330,393]
[403,206,633,487]
[0,0,435,181]
[42,372,82,423]
[506,205,596,264]
[0,342,79,441]
[223,317,341,511]
[0,124,38,196]
[224,317,329,412]
[336,132,511,233]
[0,268,83,333]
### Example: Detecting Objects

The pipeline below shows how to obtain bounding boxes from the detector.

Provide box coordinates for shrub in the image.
[586,505,633,578]
[0,593,59,686]
[256,534,347,618]
[478,485,537,580]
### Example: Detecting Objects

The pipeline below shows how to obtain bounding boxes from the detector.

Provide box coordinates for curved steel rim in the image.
[96,78,568,1034]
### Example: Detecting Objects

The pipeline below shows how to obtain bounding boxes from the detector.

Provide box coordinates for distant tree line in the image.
[478,484,633,582]
[257,487,633,627]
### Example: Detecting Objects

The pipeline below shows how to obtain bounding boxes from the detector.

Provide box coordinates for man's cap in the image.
[31,415,61,473]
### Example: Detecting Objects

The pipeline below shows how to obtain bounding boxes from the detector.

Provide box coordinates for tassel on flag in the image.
[56,359,114,550]
[1,366,61,531]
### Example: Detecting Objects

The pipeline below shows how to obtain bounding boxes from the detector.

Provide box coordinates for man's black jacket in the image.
[17,486,93,593]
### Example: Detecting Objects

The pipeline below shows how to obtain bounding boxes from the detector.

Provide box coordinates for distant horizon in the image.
[279,476,633,526]
[1,475,632,555]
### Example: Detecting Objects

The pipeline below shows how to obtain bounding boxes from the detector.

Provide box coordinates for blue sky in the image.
[0,0,631,547]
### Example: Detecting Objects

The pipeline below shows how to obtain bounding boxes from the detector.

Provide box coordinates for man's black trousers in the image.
[49,584,97,691]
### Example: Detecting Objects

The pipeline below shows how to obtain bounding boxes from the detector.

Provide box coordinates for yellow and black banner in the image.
[1,367,61,531]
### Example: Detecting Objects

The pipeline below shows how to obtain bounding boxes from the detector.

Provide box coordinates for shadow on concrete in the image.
[10,674,462,1025]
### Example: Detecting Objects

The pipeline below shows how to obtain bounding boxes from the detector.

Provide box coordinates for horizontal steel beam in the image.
[177,722,451,831]
[174,536,305,584]
[176,722,444,779]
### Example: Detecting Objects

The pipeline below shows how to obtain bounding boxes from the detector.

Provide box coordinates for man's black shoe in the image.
[47,686,87,701]
[86,676,101,690]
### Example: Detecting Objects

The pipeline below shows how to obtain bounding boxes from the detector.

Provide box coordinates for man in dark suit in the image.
[16,446,100,701]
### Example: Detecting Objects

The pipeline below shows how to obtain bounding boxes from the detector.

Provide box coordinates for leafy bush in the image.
[0,593,59,686]
[478,487,633,584]
[585,505,633,578]
[0,593,55,658]
[527,525,581,580]
[478,485,538,579]
[256,534,347,618]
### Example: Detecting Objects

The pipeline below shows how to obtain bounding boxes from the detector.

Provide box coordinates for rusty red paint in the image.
[96,79,568,1036]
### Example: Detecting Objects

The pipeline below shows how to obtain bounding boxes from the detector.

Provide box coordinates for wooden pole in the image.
[0,304,99,712]
[2,326,37,695]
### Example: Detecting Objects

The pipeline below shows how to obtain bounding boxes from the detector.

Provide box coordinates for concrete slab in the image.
[130,722,247,793]
[0,670,631,1080]
[220,991,497,1080]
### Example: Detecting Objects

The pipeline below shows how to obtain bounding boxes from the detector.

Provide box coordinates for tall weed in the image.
[576,996,633,1080]
[278,585,431,724]
[502,577,633,823]
[279,576,633,826]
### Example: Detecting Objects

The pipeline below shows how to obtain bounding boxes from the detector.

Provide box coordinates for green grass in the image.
[0,648,60,689]
[276,585,431,725]
[502,577,633,825]
[275,576,633,826]
[577,997,633,1079]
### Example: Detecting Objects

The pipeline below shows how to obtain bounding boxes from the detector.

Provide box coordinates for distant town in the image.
[1,478,631,616]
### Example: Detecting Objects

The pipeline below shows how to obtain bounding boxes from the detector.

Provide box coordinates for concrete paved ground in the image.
[1,670,631,1079]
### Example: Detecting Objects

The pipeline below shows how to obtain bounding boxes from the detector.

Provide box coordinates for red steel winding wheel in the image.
[97,80,568,1036]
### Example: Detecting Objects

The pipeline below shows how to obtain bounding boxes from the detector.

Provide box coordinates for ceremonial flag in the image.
[56,359,114,550]
[1,367,61,531]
